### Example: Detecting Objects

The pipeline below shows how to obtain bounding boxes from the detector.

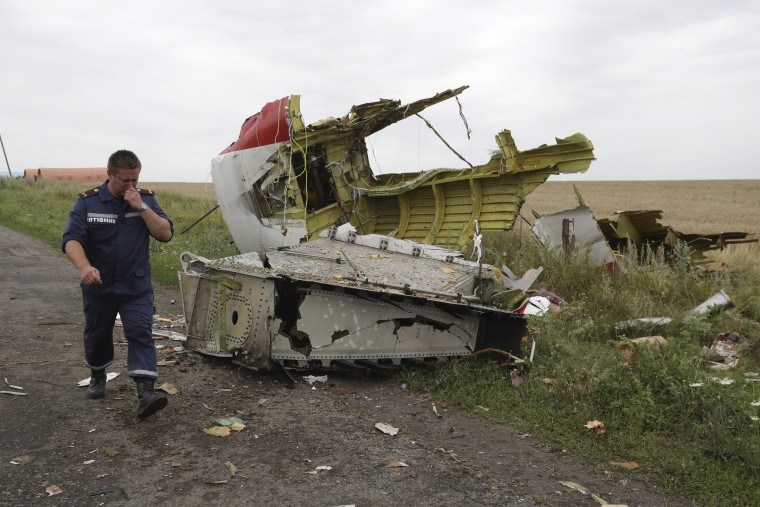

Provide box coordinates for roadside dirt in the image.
[0,225,690,507]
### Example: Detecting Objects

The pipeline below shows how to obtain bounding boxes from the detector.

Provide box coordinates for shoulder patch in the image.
[136,188,155,196]
[78,187,100,198]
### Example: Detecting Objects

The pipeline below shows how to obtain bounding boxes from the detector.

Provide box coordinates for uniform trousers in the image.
[82,291,157,379]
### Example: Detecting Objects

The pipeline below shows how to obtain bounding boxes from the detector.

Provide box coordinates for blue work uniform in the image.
[62,181,174,379]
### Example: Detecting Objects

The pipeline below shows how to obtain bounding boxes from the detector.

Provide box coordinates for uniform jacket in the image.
[62,181,173,296]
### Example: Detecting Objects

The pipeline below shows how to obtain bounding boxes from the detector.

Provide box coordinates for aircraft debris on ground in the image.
[180,87,595,370]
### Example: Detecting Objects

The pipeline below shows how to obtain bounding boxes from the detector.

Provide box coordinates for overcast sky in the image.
[1,0,758,182]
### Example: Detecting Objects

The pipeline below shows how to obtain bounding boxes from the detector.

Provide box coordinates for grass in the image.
[0,178,237,288]
[407,232,760,506]
[2,177,759,504]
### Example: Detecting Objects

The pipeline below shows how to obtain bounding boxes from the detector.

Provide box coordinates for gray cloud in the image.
[1,0,757,181]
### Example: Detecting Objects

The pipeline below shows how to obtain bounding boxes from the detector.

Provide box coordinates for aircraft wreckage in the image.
[179,86,596,371]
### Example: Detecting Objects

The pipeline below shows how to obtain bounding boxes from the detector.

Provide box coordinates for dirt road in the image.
[0,225,687,506]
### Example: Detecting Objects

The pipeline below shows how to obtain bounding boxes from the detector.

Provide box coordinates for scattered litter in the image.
[203,426,231,437]
[83,459,95,465]
[45,485,63,496]
[385,461,409,468]
[4,377,24,390]
[10,455,32,465]
[558,481,610,505]
[105,448,119,457]
[751,401,760,407]
[156,383,178,395]
[215,416,245,426]
[306,465,332,474]
[157,360,177,366]
[432,403,442,417]
[400,383,407,390]
[202,403,214,411]
[689,383,704,387]
[702,331,743,369]
[691,290,733,315]
[475,405,490,411]
[510,369,524,387]
[526,287,567,313]
[584,420,606,435]
[303,375,328,384]
[375,422,399,436]
[609,461,639,470]
[519,296,550,316]
[0,390,27,396]
[710,377,735,385]
[77,372,120,387]
[225,461,238,477]
[206,479,228,485]
[751,416,759,422]
[619,336,667,365]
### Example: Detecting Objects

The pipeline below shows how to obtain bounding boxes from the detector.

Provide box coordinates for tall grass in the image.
[0,178,237,288]
[409,232,760,505]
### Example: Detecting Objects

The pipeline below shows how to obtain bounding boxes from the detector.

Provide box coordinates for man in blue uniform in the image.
[62,150,173,419]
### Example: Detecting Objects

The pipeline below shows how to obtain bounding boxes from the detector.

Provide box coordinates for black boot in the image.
[87,369,107,399]
[135,378,168,419]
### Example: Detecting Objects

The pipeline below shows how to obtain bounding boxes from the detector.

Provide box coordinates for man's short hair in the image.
[107,150,141,173]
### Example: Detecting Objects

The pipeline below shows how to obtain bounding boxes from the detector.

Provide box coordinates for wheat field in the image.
[145,179,759,236]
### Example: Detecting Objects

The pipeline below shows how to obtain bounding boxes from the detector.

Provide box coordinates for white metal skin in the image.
[211,144,307,254]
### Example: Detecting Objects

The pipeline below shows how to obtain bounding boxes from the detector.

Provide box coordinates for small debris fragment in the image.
[156,383,178,395]
[83,459,95,465]
[702,331,743,369]
[105,448,119,457]
[385,461,409,468]
[710,377,735,385]
[10,455,33,465]
[203,426,231,437]
[305,465,332,474]
[225,461,238,477]
[432,403,442,418]
[519,296,551,316]
[303,375,328,384]
[4,377,23,390]
[0,390,27,396]
[152,330,187,342]
[510,370,524,387]
[691,290,733,315]
[215,416,245,426]
[202,403,215,411]
[45,485,63,496]
[619,336,667,365]
[584,420,606,435]
[375,422,399,436]
[78,372,119,387]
